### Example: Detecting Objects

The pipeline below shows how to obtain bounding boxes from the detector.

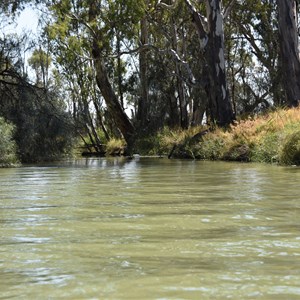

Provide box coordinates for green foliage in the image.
[0,69,76,163]
[196,135,225,160]
[251,132,280,163]
[13,93,76,163]
[134,135,161,156]
[28,48,51,85]
[279,131,300,166]
[0,117,19,166]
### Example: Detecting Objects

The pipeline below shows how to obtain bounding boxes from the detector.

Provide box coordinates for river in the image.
[0,158,299,299]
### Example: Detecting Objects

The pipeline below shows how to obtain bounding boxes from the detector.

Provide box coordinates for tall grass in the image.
[143,107,300,165]
[106,138,126,156]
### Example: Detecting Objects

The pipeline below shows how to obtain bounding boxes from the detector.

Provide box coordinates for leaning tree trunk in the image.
[277,0,300,107]
[93,54,135,152]
[88,1,135,154]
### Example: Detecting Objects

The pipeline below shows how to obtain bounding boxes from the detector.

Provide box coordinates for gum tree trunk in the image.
[206,0,234,126]
[185,0,234,126]
[171,17,189,128]
[137,6,149,128]
[88,1,135,154]
[277,0,300,106]
[92,51,135,152]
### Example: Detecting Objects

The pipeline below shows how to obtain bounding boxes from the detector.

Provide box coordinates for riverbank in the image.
[136,107,300,165]
[2,107,300,167]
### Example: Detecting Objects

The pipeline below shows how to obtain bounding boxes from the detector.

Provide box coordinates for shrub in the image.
[251,132,281,163]
[106,138,126,156]
[134,135,161,155]
[157,126,207,157]
[279,131,300,165]
[0,117,19,166]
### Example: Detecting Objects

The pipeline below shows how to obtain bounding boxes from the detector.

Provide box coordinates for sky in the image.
[10,7,39,35]
[2,7,40,79]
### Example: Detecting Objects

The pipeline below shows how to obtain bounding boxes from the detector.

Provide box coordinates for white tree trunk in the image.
[277,0,300,106]
[185,0,234,126]
[206,0,234,126]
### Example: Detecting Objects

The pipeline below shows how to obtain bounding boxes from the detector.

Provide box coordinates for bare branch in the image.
[114,42,200,86]
[156,0,179,10]
[184,0,208,48]
[223,0,236,20]
[169,49,196,84]
[67,13,97,38]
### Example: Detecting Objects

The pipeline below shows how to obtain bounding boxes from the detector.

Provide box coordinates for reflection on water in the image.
[0,158,300,299]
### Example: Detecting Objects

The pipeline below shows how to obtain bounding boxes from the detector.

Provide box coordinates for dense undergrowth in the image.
[0,117,19,167]
[135,107,300,166]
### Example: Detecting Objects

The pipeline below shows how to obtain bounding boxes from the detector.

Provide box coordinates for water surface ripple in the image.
[0,158,299,299]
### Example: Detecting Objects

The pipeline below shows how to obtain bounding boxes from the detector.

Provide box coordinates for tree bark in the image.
[171,17,188,128]
[93,55,135,151]
[185,0,234,126]
[277,0,300,106]
[206,0,234,126]
[137,6,149,129]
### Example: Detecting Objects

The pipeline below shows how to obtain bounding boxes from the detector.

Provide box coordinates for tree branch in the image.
[238,24,270,68]
[156,0,179,10]
[223,0,236,20]
[184,0,208,49]
[67,13,97,38]
[169,49,196,84]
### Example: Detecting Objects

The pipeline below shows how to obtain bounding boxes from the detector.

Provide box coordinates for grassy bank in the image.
[136,107,300,165]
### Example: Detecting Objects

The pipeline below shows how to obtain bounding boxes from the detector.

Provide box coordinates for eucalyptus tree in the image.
[47,0,148,153]
[224,1,274,114]
[137,0,149,128]
[183,0,235,126]
[157,0,235,126]
[231,0,285,108]
[28,47,51,87]
[150,0,192,128]
[276,0,300,106]
[46,19,108,153]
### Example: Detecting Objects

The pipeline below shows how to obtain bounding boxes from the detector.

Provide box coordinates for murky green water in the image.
[0,158,299,299]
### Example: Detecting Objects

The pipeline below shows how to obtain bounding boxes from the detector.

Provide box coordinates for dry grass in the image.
[202,107,300,164]
[154,107,300,164]
[106,138,126,156]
